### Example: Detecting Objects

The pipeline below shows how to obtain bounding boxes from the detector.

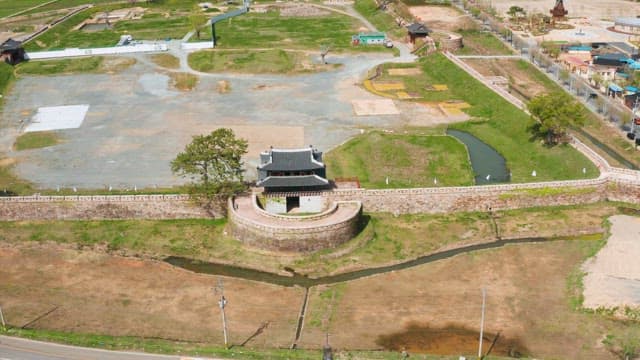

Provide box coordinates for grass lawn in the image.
[354,0,406,39]
[25,8,194,51]
[0,0,48,17]
[149,53,180,69]
[508,59,640,168]
[13,132,61,151]
[15,56,136,75]
[0,328,524,360]
[388,53,598,182]
[0,62,14,104]
[168,72,198,91]
[324,130,474,188]
[188,49,341,74]
[205,10,392,53]
[0,202,628,277]
[455,30,514,55]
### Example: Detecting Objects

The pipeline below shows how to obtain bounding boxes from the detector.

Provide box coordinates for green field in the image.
[25,8,195,51]
[354,0,406,39]
[0,203,628,277]
[16,56,137,76]
[325,130,474,188]
[381,54,598,182]
[22,0,202,16]
[189,49,341,74]
[0,0,48,17]
[456,30,514,55]
[13,132,61,150]
[205,11,388,52]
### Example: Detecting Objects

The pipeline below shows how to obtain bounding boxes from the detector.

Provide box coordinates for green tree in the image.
[171,128,248,206]
[507,5,525,23]
[189,8,208,40]
[527,91,585,145]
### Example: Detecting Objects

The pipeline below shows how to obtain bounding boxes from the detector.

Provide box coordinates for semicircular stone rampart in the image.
[228,195,362,252]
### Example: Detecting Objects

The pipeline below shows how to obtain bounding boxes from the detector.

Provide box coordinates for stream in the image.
[446,129,510,184]
[164,236,579,288]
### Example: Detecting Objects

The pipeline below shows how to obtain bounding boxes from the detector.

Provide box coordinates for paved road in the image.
[0,335,217,360]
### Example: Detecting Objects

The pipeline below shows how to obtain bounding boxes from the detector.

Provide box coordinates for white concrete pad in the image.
[25,105,89,133]
[351,99,400,116]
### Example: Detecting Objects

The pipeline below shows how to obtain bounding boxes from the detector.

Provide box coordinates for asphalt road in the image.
[0,336,217,360]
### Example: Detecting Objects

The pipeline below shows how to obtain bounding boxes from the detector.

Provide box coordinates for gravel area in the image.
[0,53,423,189]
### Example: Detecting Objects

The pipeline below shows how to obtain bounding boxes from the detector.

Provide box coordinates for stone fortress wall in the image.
[0,194,212,220]
[227,196,363,252]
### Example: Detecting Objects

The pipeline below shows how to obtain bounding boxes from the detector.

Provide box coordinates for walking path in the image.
[456,55,523,59]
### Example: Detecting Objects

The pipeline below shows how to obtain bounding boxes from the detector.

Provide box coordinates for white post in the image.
[0,305,6,331]
[478,288,486,359]
[219,295,229,348]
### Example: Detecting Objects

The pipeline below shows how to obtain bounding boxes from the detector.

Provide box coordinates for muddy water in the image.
[376,323,527,357]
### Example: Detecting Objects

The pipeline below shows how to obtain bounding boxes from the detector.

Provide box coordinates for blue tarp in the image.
[568,45,592,52]
[617,72,630,79]
[626,86,639,92]
[609,83,623,92]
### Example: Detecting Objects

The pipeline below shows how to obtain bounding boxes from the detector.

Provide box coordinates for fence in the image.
[26,43,168,60]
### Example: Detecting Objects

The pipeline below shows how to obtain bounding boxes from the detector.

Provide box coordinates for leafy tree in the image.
[507,5,525,23]
[189,8,208,40]
[171,128,248,206]
[527,91,585,145]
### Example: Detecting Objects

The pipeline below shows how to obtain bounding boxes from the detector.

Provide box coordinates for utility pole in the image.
[214,279,229,349]
[0,305,6,331]
[478,288,486,360]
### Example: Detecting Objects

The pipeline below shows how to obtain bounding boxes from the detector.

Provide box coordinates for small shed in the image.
[0,38,25,65]
[406,23,430,44]
[352,32,387,45]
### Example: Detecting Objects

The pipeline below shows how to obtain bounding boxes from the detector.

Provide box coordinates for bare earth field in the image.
[408,5,473,32]
[300,240,620,359]
[583,215,640,309]
[463,58,549,100]
[0,244,304,348]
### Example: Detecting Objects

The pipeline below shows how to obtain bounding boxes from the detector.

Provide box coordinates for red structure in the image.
[550,0,568,20]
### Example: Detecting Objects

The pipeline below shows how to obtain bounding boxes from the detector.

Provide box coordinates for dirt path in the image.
[582,215,640,309]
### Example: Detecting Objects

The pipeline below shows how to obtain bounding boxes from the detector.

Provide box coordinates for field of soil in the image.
[0,244,304,348]
[409,5,474,32]
[583,215,640,309]
[463,58,551,100]
[301,239,631,359]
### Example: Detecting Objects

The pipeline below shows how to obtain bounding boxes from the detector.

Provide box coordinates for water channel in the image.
[165,236,575,288]
[446,129,510,184]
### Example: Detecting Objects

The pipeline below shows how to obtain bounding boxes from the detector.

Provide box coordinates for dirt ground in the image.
[463,58,548,100]
[582,215,640,309]
[0,244,304,348]
[300,240,620,359]
[408,6,474,32]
